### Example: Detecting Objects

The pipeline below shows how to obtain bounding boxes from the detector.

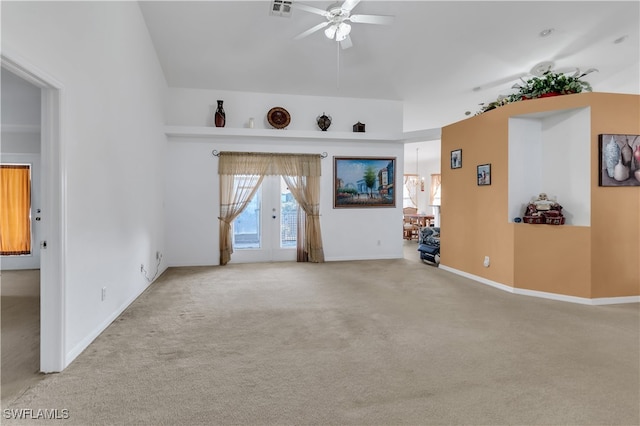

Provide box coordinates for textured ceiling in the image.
[139,1,640,131]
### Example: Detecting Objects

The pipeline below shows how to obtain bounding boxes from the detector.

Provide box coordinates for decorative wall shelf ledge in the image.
[164,126,404,143]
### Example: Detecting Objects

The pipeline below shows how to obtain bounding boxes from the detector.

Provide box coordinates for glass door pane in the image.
[230,176,297,263]
[232,183,261,249]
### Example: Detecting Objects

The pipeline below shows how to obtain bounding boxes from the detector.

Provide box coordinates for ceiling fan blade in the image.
[349,14,395,25]
[472,72,529,92]
[340,34,353,50]
[342,0,361,12]
[555,67,579,75]
[294,21,330,40]
[292,2,330,17]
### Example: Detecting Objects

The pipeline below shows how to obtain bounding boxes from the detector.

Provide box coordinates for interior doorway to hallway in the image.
[1,68,43,397]
[2,52,65,373]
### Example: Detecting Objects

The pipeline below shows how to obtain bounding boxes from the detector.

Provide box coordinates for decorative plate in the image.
[267,107,291,129]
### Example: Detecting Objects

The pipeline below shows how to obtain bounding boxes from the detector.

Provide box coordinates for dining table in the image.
[403,213,435,228]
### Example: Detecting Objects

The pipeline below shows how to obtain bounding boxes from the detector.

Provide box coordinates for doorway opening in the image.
[2,52,65,374]
[231,176,298,263]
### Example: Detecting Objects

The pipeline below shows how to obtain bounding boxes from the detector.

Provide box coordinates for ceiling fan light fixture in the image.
[335,22,351,41]
[324,24,338,39]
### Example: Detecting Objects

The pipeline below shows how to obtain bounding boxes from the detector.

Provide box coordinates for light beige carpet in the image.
[2,257,639,425]
[1,269,42,407]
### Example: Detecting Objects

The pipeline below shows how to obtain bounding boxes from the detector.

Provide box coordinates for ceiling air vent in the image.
[270,0,293,18]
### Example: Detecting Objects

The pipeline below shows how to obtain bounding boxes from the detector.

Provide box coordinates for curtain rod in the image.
[212,150,327,159]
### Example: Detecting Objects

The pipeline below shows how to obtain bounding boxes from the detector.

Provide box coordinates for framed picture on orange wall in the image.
[477,164,491,186]
[451,149,462,169]
[598,134,640,187]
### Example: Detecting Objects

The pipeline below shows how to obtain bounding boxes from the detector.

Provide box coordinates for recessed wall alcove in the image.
[508,107,591,226]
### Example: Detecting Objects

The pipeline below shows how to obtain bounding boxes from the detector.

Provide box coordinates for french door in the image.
[230,176,298,263]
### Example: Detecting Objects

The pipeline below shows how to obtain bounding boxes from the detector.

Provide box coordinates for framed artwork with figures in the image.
[451,149,462,169]
[598,134,640,187]
[477,164,491,186]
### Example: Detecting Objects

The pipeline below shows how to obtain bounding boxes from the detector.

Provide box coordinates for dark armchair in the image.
[417,227,440,265]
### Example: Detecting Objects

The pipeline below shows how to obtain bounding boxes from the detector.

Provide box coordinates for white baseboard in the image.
[439,264,639,306]
[590,296,640,305]
[325,254,402,262]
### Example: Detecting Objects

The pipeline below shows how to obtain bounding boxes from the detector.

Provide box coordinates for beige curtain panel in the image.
[430,173,441,205]
[219,173,266,266]
[404,174,418,207]
[276,155,324,263]
[0,165,32,256]
[218,152,324,265]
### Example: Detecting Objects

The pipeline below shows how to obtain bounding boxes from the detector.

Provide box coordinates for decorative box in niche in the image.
[353,122,365,132]
[523,216,545,224]
[545,215,566,225]
[522,193,565,225]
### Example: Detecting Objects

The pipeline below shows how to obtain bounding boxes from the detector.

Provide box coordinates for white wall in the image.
[540,108,591,225]
[2,2,168,366]
[165,89,405,264]
[166,88,403,133]
[508,118,543,221]
[1,67,41,131]
[0,130,40,154]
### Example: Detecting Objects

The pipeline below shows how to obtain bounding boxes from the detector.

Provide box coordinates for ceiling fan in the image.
[473,60,598,93]
[293,0,394,49]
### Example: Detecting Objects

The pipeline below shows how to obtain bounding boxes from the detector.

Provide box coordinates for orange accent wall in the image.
[514,226,591,297]
[441,93,640,299]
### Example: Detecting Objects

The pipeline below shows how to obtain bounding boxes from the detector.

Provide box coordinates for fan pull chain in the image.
[336,41,340,89]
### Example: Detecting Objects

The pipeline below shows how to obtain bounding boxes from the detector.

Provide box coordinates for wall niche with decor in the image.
[508,107,591,226]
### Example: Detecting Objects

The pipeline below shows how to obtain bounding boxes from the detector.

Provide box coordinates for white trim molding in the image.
[2,48,67,372]
[401,127,441,143]
[1,124,41,134]
[439,264,640,306]
[165,125,403,143]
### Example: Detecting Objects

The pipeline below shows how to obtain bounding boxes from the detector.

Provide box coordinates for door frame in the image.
[230,176,297,264]
[2,50,66,372]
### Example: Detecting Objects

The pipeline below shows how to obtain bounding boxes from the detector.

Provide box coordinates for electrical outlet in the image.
[483,256,490,267]
[101,287,106,301]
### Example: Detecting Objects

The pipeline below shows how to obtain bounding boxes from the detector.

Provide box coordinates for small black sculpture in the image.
[317,112,332,131]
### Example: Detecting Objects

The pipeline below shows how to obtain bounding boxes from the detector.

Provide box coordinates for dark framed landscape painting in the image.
[334,156,396,208]
[598,134,640,187]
